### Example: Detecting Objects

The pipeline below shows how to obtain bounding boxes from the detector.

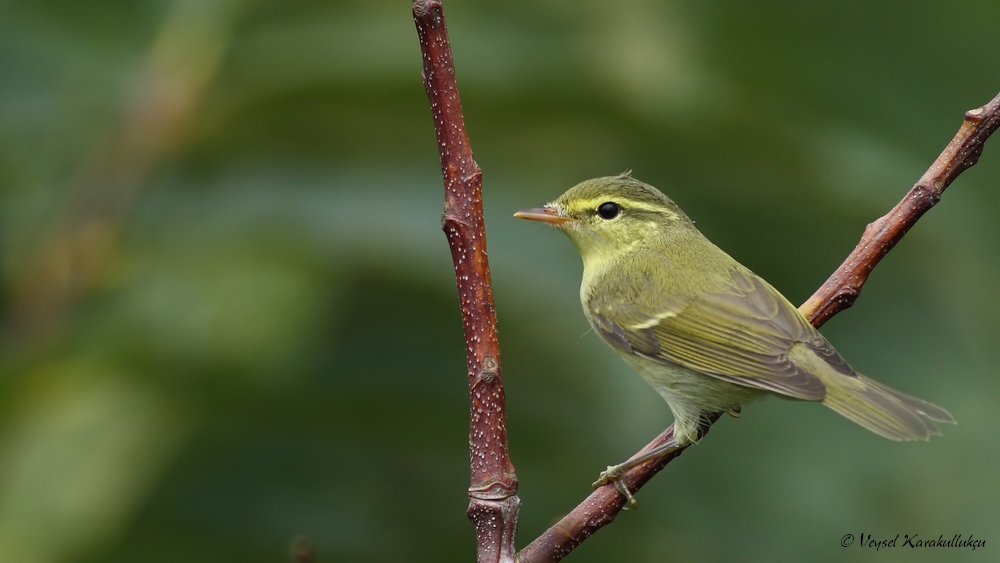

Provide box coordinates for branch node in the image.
[469,479,518,501]
[912,184,941,206]
[412,0,440,19]
[480,356,499,383]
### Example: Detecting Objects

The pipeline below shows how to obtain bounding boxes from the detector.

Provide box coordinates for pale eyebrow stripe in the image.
[575,197,678,220]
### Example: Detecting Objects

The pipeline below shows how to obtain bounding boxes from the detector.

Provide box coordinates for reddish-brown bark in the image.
[800,91,1000,326]
[413,2,519,562]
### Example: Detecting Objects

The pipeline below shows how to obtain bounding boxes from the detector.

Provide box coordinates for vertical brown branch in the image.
[517,91,1000,562]
[412,2,520,562]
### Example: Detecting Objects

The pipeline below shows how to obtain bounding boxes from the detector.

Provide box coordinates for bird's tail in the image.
[821,374,955,441]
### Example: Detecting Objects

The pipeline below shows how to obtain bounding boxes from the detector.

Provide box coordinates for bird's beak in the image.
[513,206,572,225]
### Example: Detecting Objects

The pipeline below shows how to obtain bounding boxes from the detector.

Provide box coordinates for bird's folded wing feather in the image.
[590,269,853,401]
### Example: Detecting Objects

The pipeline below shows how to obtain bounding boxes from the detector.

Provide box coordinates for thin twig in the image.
[413,2,520,563]
[800,91,1000,326]
[517,91,1000,562]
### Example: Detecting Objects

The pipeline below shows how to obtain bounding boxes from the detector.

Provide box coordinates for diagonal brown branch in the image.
[800,91,1000,326]
[413,2,520,562]
[516,90,1000,562]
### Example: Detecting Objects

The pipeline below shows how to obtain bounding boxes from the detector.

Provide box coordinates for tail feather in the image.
[861,375,955,423]
[822,375,954,441]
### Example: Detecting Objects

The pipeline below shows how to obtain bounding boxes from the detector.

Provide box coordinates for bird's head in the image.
[515,174,694,268]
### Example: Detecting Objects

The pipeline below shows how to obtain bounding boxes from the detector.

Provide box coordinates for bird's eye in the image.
[597,202,620,220]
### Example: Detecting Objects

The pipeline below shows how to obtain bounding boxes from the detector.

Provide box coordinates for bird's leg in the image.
[593,413,721,508]
[592,437,681,509]
[593,439,682,487]
[726,406,742,418]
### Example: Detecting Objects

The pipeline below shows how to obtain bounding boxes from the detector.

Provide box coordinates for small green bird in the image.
[516,174,953,500]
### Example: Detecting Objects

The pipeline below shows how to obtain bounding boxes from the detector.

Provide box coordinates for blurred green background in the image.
[1,0,998,561]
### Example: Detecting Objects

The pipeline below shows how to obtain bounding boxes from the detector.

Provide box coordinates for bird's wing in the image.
[589,269,852,400]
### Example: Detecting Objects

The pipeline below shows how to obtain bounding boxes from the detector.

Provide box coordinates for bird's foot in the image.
[594,465,638,509]
[591,436,683,510]
[726,406,742,419]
